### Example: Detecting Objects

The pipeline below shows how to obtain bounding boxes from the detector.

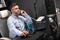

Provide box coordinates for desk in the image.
[14,31,44,40]
[14,21,46,40]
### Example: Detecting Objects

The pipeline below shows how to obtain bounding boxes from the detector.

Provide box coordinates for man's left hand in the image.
[23,30,29,35]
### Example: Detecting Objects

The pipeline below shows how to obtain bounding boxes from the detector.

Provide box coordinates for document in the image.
[36,16,45,21]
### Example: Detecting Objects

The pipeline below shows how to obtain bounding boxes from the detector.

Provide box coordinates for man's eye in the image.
[15,8,18,9]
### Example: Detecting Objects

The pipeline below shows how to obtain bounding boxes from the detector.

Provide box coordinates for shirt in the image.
[7,13,32,38]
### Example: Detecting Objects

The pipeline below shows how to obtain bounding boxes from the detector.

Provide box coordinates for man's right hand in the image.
[20,10,27,16]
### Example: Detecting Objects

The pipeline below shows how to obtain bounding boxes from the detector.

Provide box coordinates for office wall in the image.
[55,0,60,8]
[4,0,11,9]
[10,0,47,19]
[36,0,46,17]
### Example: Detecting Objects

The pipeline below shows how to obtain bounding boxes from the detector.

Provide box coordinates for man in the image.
[7,3,33,40]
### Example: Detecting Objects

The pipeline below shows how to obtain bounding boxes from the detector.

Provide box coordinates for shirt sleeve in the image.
[7,19,23,36]
[18,13,32,23]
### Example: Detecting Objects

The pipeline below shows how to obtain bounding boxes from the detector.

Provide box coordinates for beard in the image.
[18,12,21,15]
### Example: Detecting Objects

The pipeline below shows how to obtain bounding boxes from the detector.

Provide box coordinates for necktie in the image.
[26,22,33,34]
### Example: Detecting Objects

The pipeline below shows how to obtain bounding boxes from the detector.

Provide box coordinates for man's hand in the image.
[20,10,27,16]
[21,30,29,37]
[23,30,29,35]
[21,32,26,37]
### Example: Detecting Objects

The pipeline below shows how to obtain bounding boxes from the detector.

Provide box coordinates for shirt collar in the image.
[11,14,18,19]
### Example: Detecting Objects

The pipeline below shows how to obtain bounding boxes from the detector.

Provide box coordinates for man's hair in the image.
[9,3,18,10]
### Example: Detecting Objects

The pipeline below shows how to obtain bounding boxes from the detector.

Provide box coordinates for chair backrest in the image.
[0,37,11,40]
[0,10,11,37]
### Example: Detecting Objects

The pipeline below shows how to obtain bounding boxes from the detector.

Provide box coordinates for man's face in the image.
[11,5,20,15]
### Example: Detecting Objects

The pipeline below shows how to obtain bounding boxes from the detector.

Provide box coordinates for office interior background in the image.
[0,0,60,40]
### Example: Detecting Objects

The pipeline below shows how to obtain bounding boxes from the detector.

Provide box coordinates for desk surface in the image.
[14,31,44,40]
